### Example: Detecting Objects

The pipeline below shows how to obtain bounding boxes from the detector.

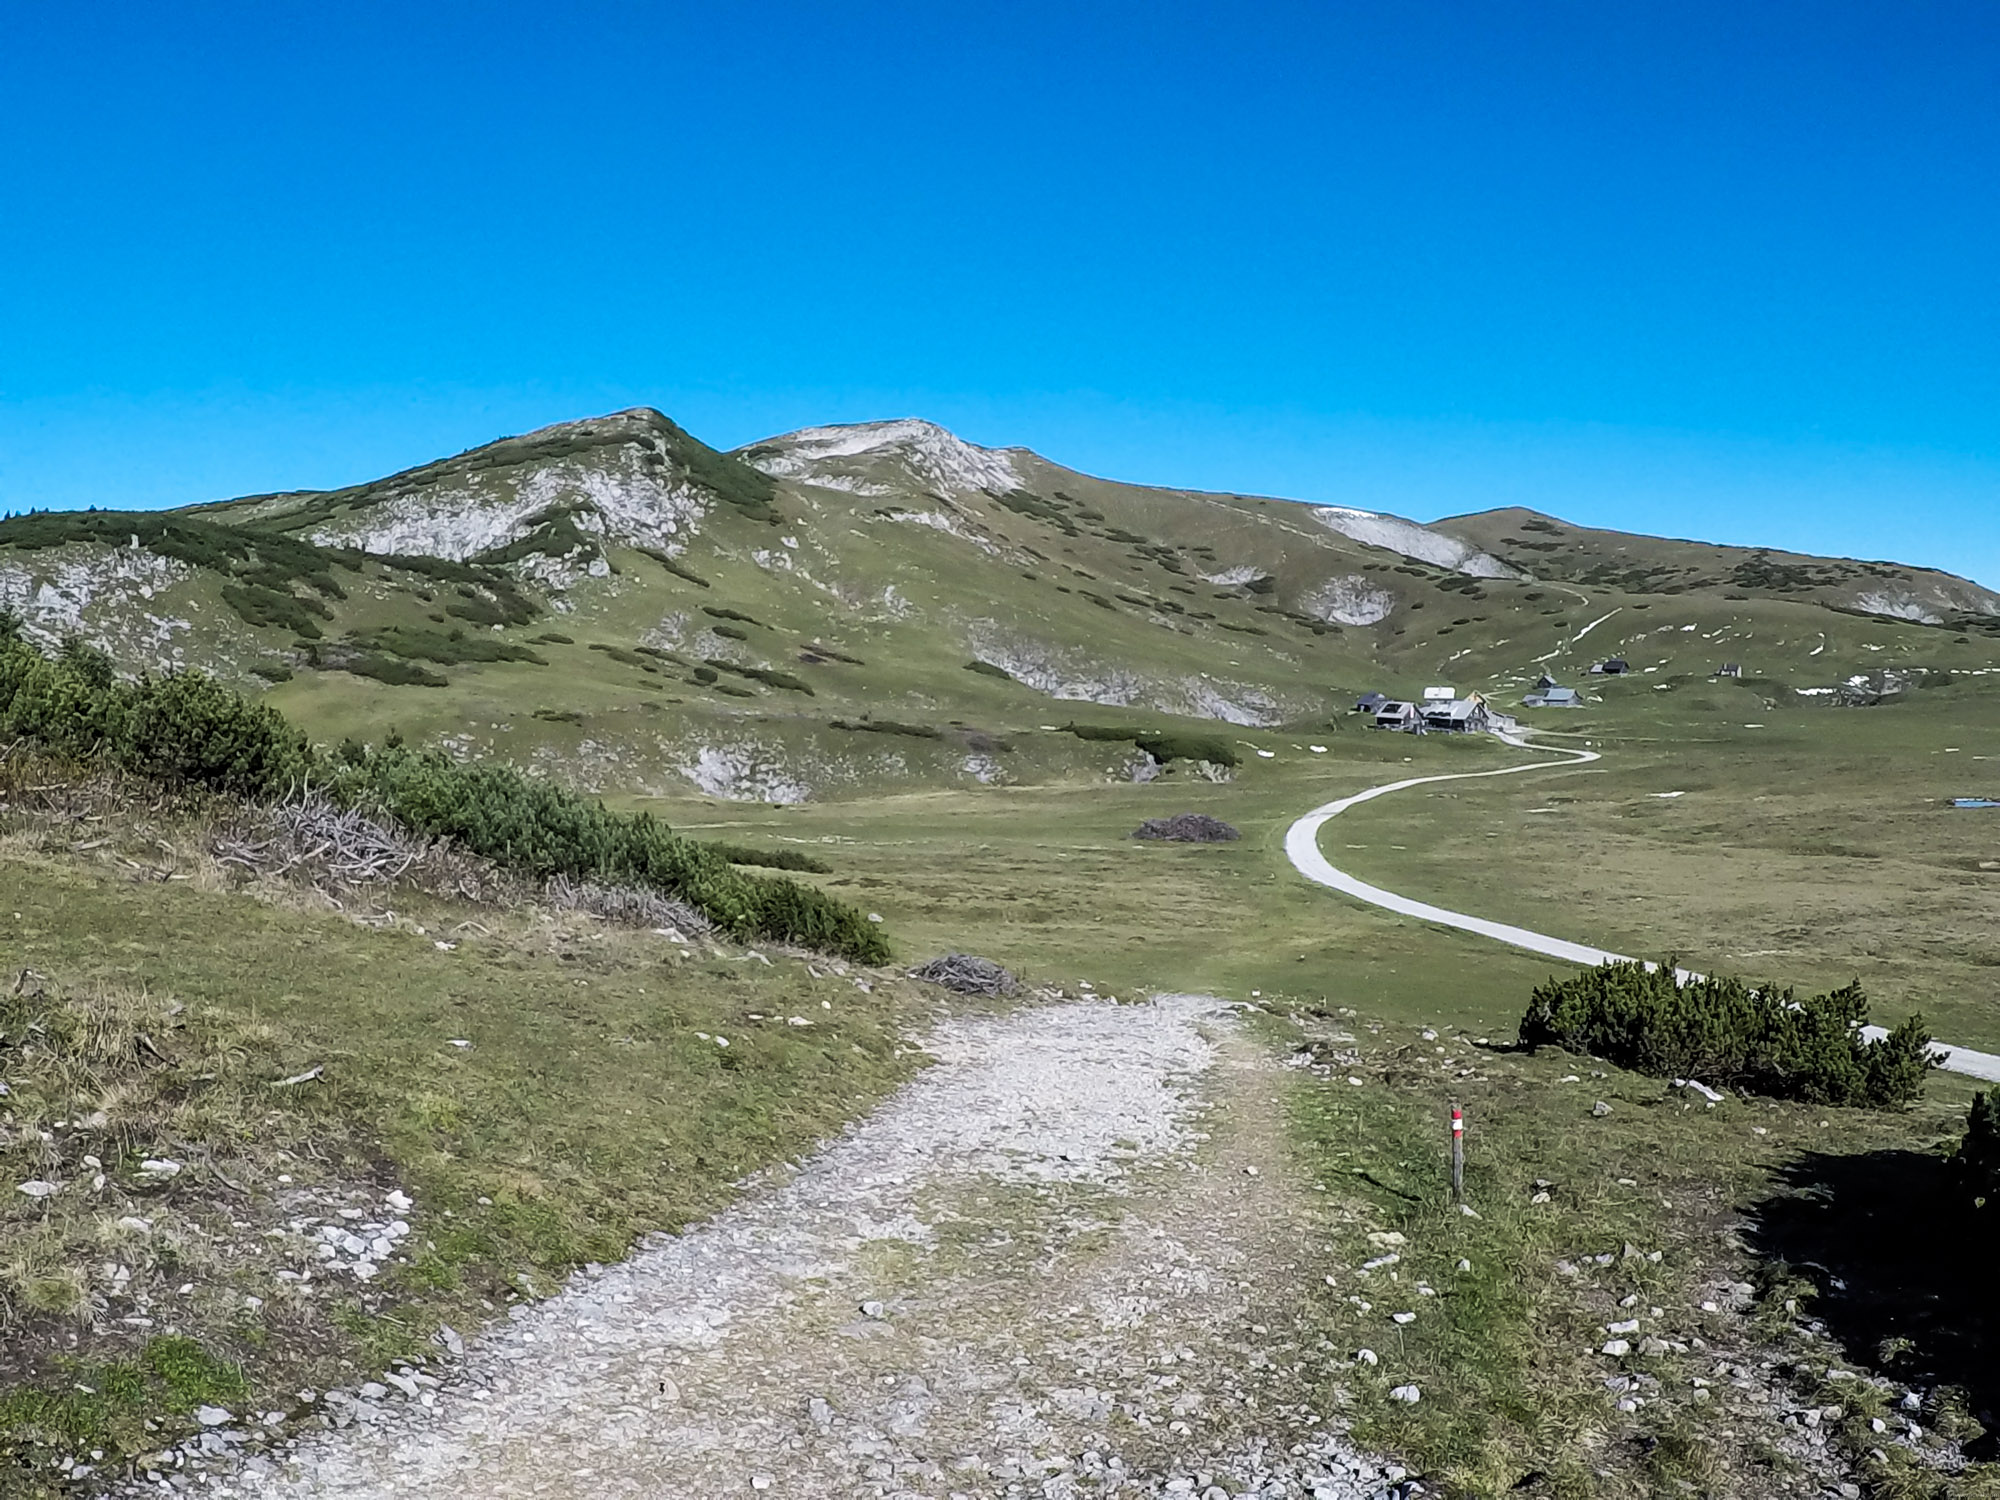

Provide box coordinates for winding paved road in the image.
[1284,730,2000,1084]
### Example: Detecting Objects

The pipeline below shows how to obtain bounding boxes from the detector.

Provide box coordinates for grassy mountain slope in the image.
[2,410,1996,803]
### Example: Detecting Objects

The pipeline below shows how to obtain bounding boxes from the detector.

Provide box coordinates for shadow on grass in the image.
[1743,1149,1999,1434]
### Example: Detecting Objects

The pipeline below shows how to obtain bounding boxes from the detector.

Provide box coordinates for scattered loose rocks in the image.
[220,996,1415,1500]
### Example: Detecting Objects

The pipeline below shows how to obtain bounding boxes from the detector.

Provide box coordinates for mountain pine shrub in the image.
[0,624,885,961]
[1519,960,1936,1108]
[335,748,884,961]
[1953,1093,2000,1209]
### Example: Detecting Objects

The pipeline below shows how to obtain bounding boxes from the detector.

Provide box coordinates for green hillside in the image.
[1,408,1995,804]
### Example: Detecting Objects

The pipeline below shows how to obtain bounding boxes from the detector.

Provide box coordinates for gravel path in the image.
[222,995,1414,1500]
[1284,730,2000,1082]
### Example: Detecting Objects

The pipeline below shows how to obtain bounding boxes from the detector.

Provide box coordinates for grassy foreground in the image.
[0,777,934,1491]
[1252,1001,1996,1498]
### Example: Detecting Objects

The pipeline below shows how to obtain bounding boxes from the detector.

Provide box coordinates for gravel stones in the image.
[1133,813,1242,843]
[224,996,1417,1499]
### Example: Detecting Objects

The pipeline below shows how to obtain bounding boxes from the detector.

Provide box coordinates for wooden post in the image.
[1450,1103,1464,1205]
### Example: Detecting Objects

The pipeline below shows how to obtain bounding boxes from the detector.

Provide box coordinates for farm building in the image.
[1421,695,1492,733]
[1354,691,1389,714]
[1591,658,1631,676]
[1523,685,1582,708]
[1422,685,1456,702]
[1718,663,1743,678]
[1373,700,1421,730]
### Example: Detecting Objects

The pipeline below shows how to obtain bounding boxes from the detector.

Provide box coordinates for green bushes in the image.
[1519,960,1936,1108]
[1953,1093,2000,1208]
[344,626,546,667]
[1059,723,1241,768]
[338,655,449,688]
[830,719,943,740]
[336,749,884,960]
[707,660,812,695]
[0,626,311,798]
[0,625,886,962]
[702,841,834,874]
[637,548,710,587]
[964,660,1012,680]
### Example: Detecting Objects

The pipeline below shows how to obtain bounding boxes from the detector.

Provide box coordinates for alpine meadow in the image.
[5,409,2000,1499]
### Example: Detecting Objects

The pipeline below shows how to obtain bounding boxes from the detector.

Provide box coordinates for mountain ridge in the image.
[0,406,1994,803]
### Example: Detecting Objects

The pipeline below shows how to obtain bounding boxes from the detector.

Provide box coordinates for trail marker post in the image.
[1450,1103,1464,1205]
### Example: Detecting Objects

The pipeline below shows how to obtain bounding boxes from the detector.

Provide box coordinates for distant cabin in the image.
[1523,685,1582,708]
[1422,685,1456,702]
[1374,700,1420,730]
[1534,672,1558,690]
[1421,696,1492,733]
[1718,663,1743,678]
[1354,691,1389,714]
[1591,658,1631,676]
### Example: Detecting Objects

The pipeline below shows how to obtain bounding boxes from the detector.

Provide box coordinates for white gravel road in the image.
[1284,730,2000,1083]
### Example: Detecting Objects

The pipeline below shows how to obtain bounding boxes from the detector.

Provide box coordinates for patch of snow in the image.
[1308,507,1521,579]
[1298,575,1396,626]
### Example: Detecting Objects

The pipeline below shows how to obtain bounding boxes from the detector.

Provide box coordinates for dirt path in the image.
[1284,730,2000,1082]
[225,996,1409,1500]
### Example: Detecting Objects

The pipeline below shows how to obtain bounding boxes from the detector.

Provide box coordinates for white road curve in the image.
[1284,731,2000,1084]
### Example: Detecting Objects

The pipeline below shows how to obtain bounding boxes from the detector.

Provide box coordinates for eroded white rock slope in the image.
[238,997,1407,1500]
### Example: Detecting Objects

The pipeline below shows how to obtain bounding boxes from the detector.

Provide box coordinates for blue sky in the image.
[2,3,1996,581]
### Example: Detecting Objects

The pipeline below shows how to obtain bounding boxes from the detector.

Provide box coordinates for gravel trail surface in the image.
[232,995,1410,1500]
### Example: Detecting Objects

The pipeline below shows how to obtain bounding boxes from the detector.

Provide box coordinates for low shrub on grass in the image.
[342,626,546,667]
[1953,1093,2000,1208]
[964,660,1012,680]
[1519,960,1936,1108]
[703,841,834,874]
[830,719,943,740]
[339,654,449,688]
[334,748,885,961]
[707,660,812,695]
[0,624,886,961]
[0,625,312,798]
[637,548,710,587]
[1058,723,1241,768]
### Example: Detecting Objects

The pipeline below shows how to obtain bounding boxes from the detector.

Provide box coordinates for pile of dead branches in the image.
[1132,812,1240,843]
[542,874,713,936]
[911,953,1020,997]
[211,798,425,884]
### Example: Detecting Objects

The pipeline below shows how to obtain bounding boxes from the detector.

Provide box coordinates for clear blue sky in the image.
[3,3,1996,582]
